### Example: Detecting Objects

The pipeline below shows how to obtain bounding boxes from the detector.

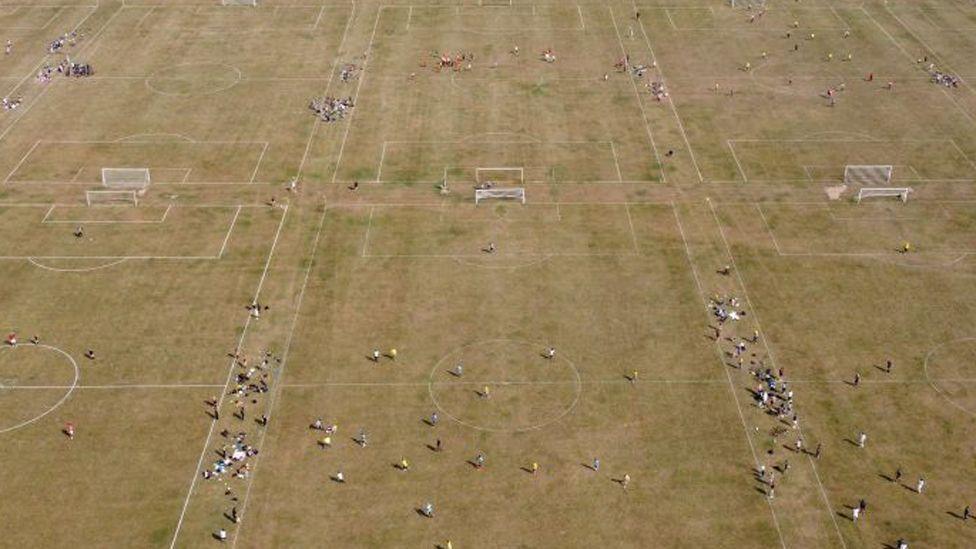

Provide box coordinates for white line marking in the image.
[295,2,356,177]
[168,205,290,549]
[577,4,585,31]
[40,204,55,223]
[608,6,665,182]
[636,13,704,182]
[41,204,173,224]
[361,206,375,257]
[135,6,155,29]
[218,206,243,258]
[330,6,383,183]
[406,5,412,30]
[230,200,332,547]
[673,200,786,549]
[727,140,748,183]
[706,198,847,549]
[375,141,388,182]
[249,142,269,183]
[755,204,784,254]
[3,383,224,389]
[664,7,677,30]
[609,140,623,182]
[623,203,640,253]
[312,4,326,29]
[3,140,39,184]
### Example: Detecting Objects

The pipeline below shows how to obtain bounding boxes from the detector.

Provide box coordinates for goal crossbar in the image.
[844,165,893,186]
[475,167,524,185]
[856,187,913,203]
[102,168,150,190]
[475,187,525,204]
[86,190,138,206]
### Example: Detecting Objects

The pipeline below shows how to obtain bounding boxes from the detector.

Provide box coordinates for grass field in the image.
[1,0,976,548]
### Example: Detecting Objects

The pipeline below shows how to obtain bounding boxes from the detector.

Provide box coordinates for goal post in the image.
[86,190,138,207]
[475,187,525,205]
[844,165,893,186]
[102,168,150,191]
[222,0,257,5]
[475,167,524,186]
[856,187,913,203]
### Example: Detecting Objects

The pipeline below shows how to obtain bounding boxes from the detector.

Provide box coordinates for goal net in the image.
[86,190,138,207]
[102,168,150,191]
[476,167,524,186]
[475,187,525,205]
[856,187,912,203]
[844,165,893,186]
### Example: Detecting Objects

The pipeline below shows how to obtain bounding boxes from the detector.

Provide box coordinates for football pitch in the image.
[1,0,976,547]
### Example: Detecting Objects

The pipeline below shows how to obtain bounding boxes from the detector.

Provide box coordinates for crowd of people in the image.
[1,96,22,110]
[48,31,78,54]
[930,69,961,88]
[308,96,354,122]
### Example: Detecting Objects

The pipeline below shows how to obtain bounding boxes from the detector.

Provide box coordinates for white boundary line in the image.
[0,205,266,262]
[577,4,585,31]
[5,140,269,186]
[671,200,786,549]
[41,203,173,224]
[2,383,224,389]
[727,140,748,183]
[608,6,665,182]
[705,198,848,549]
[623,202,640,253]
[636,4,705,182]
[312,4,326,29]
[609,140,623,182]
[0,344,79,434]
[360,205,374,257]
[168,204,290,548]
[295,2,356,177]
[230,199,332,547]
[332,7,402,183]
[218,206,243,258]
[4,140,40,184]
[249,142,269,183]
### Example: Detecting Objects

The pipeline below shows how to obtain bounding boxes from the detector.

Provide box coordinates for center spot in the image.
[428,339,581,432]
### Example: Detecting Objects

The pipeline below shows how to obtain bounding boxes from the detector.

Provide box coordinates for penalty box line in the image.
[726,137,976,184]
[0,204,275,262]
[4,139,270,186]
[754,203,976,258]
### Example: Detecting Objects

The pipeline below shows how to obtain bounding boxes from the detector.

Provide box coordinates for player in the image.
[5,332,15,346]
[546,347,556,359]
[64,422,75,439]
[372,349,380,362]
[389,348,397,361]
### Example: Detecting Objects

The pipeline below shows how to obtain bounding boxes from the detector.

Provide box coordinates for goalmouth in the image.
[856,187,913,203]
[86,190,138,207]
[102,168,150,191]
[475,187,525,204]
